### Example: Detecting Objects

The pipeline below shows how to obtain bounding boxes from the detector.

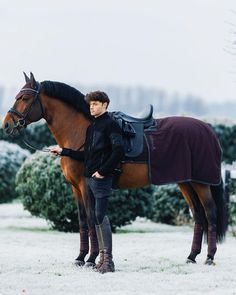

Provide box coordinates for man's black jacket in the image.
[61,112,125,177]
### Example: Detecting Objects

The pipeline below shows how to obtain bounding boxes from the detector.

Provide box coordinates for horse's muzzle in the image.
[3,120,22,136]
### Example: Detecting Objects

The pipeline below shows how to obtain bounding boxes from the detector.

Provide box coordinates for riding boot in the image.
[95,216,115,274]
[95,224,104,270]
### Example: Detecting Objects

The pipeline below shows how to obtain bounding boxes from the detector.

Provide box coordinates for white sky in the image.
[0,0,236,102]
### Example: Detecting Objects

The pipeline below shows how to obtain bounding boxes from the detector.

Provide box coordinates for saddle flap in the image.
[109,106,155,157]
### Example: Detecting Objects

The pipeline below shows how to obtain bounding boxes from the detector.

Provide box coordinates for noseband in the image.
[8,82,44,129]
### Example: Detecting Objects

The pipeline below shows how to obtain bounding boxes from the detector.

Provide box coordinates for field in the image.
[0,203,236,295]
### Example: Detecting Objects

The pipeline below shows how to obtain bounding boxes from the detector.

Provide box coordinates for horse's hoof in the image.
[204,258,216,266]
[74,259,85,267]
[84,261,96,268]
[186,258,196,264]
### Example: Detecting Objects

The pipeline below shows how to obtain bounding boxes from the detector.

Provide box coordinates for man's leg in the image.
[90,176,114,273]
[95,197,115,273]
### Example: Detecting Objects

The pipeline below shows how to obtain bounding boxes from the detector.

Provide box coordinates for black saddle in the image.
[109,105,156,157]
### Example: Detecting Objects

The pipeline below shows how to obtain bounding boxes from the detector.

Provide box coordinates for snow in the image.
[0,203,236,295]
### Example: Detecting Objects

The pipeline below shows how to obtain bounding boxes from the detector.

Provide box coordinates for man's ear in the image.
[104,102,108,109]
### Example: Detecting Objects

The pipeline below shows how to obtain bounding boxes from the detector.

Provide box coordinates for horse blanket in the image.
[144,116,222,185]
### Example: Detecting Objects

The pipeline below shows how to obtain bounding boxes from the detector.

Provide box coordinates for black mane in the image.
[41,81,91,118]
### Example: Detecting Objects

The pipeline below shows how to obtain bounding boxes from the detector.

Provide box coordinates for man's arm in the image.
[50,146,84,162]
[97,121,124,176]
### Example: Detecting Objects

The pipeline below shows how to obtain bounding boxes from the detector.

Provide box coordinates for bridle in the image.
[8,82,44,129]
[8,82,50,152]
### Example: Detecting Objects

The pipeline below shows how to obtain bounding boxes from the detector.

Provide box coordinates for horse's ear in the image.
[23,72,30,82]
[30,72,37,88]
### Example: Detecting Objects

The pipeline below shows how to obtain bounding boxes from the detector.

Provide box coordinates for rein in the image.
[18,128,51,152]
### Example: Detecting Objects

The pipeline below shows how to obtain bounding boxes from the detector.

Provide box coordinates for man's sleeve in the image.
[97,121,125,176]
[61,148,85,162]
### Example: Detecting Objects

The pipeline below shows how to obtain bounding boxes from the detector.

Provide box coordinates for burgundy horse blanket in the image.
[144,116,222,185]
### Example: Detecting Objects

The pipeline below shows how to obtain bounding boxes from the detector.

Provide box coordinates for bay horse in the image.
[3,73,227,266]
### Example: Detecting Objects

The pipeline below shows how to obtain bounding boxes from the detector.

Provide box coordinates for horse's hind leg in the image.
[178,183,204,263]
[191,182,217,265]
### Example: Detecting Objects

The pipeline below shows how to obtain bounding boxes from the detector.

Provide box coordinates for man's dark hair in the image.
[85,91,110,106]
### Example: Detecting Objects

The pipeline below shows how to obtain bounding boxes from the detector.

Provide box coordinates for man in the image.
[50,91,124,273]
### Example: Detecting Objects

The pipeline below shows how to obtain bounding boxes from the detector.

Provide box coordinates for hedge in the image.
[15,151,155,232]
[149,184,191,225]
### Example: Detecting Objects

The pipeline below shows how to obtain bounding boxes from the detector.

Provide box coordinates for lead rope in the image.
[19,128,85,154]
[18,128,51,152]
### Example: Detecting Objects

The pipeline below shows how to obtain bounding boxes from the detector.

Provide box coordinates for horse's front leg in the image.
[75,183,99,267]
[72,187,90,266]
[82,189,99,267]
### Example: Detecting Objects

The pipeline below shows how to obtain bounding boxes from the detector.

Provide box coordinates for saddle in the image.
[109,105,156,157]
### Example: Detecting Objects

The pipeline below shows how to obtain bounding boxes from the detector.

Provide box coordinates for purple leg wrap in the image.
[188,223,203,261]
[90,227,99,254]
[86,227,99,263]
[207,224,217,259]
[79,228,89,256]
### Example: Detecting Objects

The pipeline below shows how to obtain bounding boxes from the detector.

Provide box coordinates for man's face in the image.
[89,101,107,117]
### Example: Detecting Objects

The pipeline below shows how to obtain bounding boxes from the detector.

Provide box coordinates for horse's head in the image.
[3,72,44,136]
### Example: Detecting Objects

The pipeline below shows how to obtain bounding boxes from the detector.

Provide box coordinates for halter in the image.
[8,82,50,152]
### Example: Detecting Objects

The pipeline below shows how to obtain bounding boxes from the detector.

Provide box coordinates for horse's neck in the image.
[41,95,90,149]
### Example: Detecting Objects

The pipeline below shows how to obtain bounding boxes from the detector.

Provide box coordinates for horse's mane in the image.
[41,81,92,119]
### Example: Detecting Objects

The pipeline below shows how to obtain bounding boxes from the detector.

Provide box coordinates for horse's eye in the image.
[22,95,30,101]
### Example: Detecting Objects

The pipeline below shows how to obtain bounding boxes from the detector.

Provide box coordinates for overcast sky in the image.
[0,0,236,103]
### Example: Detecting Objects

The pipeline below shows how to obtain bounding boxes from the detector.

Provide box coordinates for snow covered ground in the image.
[0,202,236,295]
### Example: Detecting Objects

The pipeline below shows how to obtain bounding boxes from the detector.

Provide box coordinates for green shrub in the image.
[0,140,30,203]
[213,124,236,164]
[16,151,155,232]
[16,152,77,232]
[0,120,55,152]
[108,185,155,232]
[150,184,191,225]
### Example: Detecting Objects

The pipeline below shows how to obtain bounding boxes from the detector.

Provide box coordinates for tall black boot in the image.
[95,224,104,270]
[95,216,115,274]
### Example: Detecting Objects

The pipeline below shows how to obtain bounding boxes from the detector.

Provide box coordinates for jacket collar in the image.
[93,111,108,121]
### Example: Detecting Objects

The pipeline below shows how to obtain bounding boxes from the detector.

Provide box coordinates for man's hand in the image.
[92,171,104,179]
[50,145,62,156]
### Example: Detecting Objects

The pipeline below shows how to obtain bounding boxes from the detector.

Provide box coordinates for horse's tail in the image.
[210,179,228,243]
